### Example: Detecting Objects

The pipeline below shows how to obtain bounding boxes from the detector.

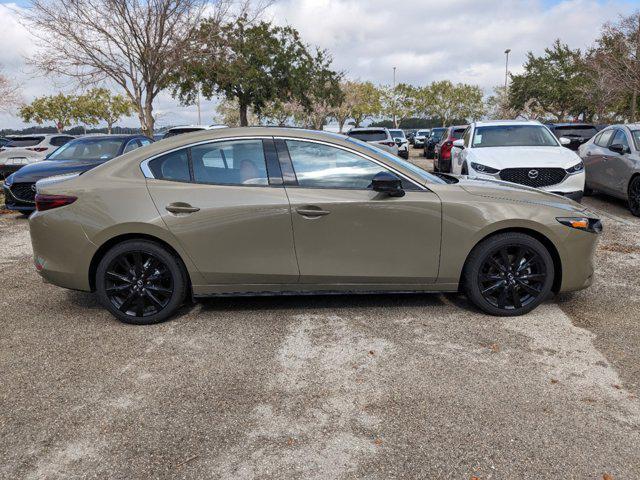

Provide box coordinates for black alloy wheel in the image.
[96,240,187,324]
[628,177,640,217]
[464,233,554,316]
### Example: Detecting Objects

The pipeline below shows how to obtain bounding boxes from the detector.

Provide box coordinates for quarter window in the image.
[285,140,391,189]
[191,140,268,185]
[148,149,190,182]
[123,140,140,153]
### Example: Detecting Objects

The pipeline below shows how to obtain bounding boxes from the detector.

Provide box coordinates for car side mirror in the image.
[559,136,572,146]
[608,143,628,154]
[371,171,405,197]
[394,137,403,146]
[452,139,464,149]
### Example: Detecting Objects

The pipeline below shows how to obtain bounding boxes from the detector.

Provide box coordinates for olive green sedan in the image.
[29,128,602,324]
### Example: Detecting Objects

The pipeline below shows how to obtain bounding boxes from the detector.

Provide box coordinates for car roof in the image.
[348,127,388,132]
[473,120,542,127]
[74,134,144,141]
[167,125,228,131]
[548,123,596,127]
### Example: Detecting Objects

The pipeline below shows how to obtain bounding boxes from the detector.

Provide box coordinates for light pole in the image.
[392,66,397,128]
[504,49,511,91]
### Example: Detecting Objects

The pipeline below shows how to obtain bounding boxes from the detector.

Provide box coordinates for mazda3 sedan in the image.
[29,128,602,324]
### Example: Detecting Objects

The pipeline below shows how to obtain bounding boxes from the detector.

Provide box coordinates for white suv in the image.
[0,134,75,179]
[453,120,585,203]
[388,129,409,158]
[346,127,399,156]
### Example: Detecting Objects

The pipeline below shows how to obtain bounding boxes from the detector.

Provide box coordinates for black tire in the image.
[628,176,640,217]
[583,185,594,196]
[463,232,554,316]
[461,163,469,175]
[96,240,188,325]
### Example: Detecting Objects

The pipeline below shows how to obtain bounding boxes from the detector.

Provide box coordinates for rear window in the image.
[347,130,387,142]
[164,128,204,138]
[389,130,405,138]
[6,136,45,147]
[430,129,446,140]
[553,126,598,138]
[48,138,124,161]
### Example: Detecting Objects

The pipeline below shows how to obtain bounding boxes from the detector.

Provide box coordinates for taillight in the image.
[441,141,453,160]
[35,194,77,211]
[27,147,48,152]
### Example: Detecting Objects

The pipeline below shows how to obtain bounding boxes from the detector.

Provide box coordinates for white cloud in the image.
[0,0,636,130]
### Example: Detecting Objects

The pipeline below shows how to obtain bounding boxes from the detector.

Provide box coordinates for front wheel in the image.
[461,163,469,175]
[628,177,640,217]
[96,240,188,325]
[463,233,554,316]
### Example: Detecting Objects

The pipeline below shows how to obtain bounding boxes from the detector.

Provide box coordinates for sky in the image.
[0,0,638,130]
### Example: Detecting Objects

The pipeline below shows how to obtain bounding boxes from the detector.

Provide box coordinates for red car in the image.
[434,125,467,173]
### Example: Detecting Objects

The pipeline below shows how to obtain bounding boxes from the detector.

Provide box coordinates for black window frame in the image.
[147,137,282,187]
[275,137,423,192]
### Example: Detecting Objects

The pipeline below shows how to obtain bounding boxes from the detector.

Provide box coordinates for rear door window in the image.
[191,139,268,186]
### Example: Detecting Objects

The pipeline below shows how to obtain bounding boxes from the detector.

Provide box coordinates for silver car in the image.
[0,134,75,179]
[346,127,399,156]
[579,124,640,216]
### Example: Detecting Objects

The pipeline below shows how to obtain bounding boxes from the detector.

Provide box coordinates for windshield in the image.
[430,129,446,140]
[389,130,405,138]
[416,130,430,136]
[552,125,598,138]
[48,138,124,161]
[344,136,446,185]
[472,125,559,148]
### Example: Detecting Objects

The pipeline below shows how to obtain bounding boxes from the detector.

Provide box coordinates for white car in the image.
[346,127,399,156]
[0,134,75,179]
[389,129,409,159]
[162,124,228,139]
[453,120,585,203]
[413,129,431,148]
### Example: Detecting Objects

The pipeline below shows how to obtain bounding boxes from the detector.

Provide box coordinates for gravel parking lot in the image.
[1,151,639,479]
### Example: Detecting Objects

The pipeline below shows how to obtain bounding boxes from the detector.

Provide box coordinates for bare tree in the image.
[0,68,22,114]
[22,0,270,135]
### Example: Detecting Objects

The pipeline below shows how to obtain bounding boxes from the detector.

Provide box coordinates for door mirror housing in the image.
[371,171,405,197]
[559,136,572,146]
[394,137,403,146]
[452,139,464,149]
[608,143,629,155]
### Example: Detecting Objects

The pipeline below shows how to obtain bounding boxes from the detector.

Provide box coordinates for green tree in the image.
[332,80,382,131]
[19,93,77,132]
[381,83,418,128]
[168,16,340,127]
[508,40,588,121]
[85,88,136,133]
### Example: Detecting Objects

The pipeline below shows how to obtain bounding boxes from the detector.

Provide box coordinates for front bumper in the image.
[2,183,36,212]
[469,168,585,194]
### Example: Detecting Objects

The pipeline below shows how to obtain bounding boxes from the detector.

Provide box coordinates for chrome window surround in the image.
[140,136,428,191]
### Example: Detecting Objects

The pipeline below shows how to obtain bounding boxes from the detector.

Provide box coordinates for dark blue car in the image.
[2,134,153,214]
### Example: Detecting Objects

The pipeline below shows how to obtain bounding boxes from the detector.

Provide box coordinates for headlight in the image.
[565,161,584,174]
[4,174,13,187]
[470,162,500,174]
[557,217,603,233]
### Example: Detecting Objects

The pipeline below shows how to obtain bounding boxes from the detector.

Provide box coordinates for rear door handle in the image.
[296,207,330,217]
[166,202,200,214]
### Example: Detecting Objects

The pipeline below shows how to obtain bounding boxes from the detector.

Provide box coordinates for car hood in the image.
[451,175,587,213]
[6,159,103,183]
[467,146,581,169]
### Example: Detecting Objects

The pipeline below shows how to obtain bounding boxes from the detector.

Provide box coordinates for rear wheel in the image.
[96,240,188,325]
[461,163,469,175]
[628,176,640,217]
[463,233,554,316]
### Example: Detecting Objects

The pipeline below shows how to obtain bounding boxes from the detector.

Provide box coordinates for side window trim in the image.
[275,137,426,191]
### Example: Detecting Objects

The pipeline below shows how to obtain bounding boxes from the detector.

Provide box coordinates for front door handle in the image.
[166,202,200,214]
[296,207,330,218]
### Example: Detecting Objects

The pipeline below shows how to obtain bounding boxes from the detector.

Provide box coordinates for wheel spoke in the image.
[107,271,132,284]
[497,286,508,308]
[482,280,504,295]
[146,290,165,311]
[119,292,137,313]
[516,279,541,296]
[133,251,143,275]
[106,284,130,293]
[480,273,503,282]
[135,296,145,317]
[146,284,172,295]
[511,286,522,309]
[518,273,546,281]
[499,248,511,271]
